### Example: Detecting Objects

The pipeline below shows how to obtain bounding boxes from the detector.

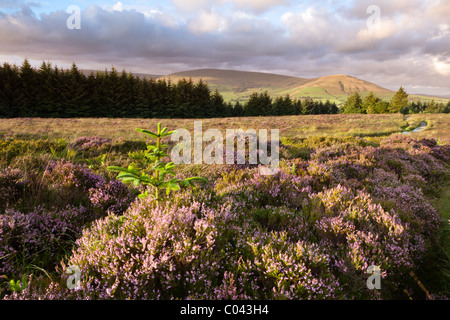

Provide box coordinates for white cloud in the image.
[216,0,289,13]
[112,1,123,12]
[356,18,397,42]
[281,8,327,43]
[432,24,450,40]
[171,0,288,13]
[171,0,212,13]
[433,57,450,76]
[187,10,225,33]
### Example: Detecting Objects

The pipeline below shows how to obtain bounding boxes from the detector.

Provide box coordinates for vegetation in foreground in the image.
[0,122,449,300]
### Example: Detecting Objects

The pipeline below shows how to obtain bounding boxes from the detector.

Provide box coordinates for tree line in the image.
[242,91,338,116]
[0,60,340,118]
[3,60,445,118]
[341,87,450,114]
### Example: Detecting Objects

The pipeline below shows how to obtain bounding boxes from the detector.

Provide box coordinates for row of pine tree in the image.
[341,89,450,114]
[2,60,446,118]
[0,60,340,118]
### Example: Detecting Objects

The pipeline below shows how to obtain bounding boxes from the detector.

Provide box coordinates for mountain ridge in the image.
[158,69,393,103]
[81,67,448,104]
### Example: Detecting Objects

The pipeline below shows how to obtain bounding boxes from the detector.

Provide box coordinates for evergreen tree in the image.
[18,59,39,116]
[232,101,244,117]
[35,61,54,116]
[272,95,294,116]
[65,63,88,117]
[84,71,98,117]
[342,92,363,113]
[424,99,447,113]
[223,102,233,117]
[259,91,273,116]
[244,91,272,117]
[0,63,21,117]
[313,101,322,114]
[271,96,283,116]
[117,70,135,117]
[93,70,110,117]
[292,99,302,115]
[389,87,409,113]
[132,76,149,118]
[362,92,380,114]
[193,79,211,117]
[372,100,389,114]
[210,88,225,118]
[325,100,339,114]
[416,102,424,114]
[301,98,315,115]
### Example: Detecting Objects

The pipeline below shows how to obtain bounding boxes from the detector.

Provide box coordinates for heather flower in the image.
[3,134,449,300]
[69,136,112,151]
[89,180,135,216]
[44,160,103,193]
[0,205,90,281]
[0,168,26,210]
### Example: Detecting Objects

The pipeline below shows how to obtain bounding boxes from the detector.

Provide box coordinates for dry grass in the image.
[0,114,448,142]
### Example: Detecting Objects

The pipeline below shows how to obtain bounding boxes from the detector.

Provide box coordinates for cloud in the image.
[187,10,225,33]
[0,1,449,95]
[171,0,289,13]
[171,0,211,13]
[216,0,289,13]
[433,56,450,76]
[112,2,123,12]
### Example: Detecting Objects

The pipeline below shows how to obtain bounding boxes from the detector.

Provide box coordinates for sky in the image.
[0,0,449,96]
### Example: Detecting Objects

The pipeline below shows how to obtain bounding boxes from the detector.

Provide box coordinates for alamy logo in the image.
[366,265,381,290]
[170,121,280,175]
[366,5,381,30]
[66,5,81,30]
[66,265,81,290]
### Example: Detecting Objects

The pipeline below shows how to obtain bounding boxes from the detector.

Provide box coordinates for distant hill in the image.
[294,74,392,95]
[160,68,309,91]
[158,69,395,104]
[82,67,447,104]
[80,69,162,79]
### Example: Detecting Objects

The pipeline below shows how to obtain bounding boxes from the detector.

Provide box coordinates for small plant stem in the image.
[409,271,433,300]
[154,125,161,205]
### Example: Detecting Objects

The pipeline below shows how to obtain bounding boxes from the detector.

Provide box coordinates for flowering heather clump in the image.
[37,183,433,299]
[307,186,426,275]
[69,136,112,151]
[44,160,103,193]
[42,160,104,207]
[215,167,312,209]
[0,205,89,280]
[0,168,26,211]
[377,135,449,182]
[3,134,449,300]
[370,183,442,239]
[242,233,342,299]
[307,145,376,191]
[31,194,343,300]
[59,199,227,299]
[89,179,135,216]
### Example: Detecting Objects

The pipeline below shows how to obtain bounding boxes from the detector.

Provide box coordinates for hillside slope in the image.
[296,75,393,95]
[159,69,393,103]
